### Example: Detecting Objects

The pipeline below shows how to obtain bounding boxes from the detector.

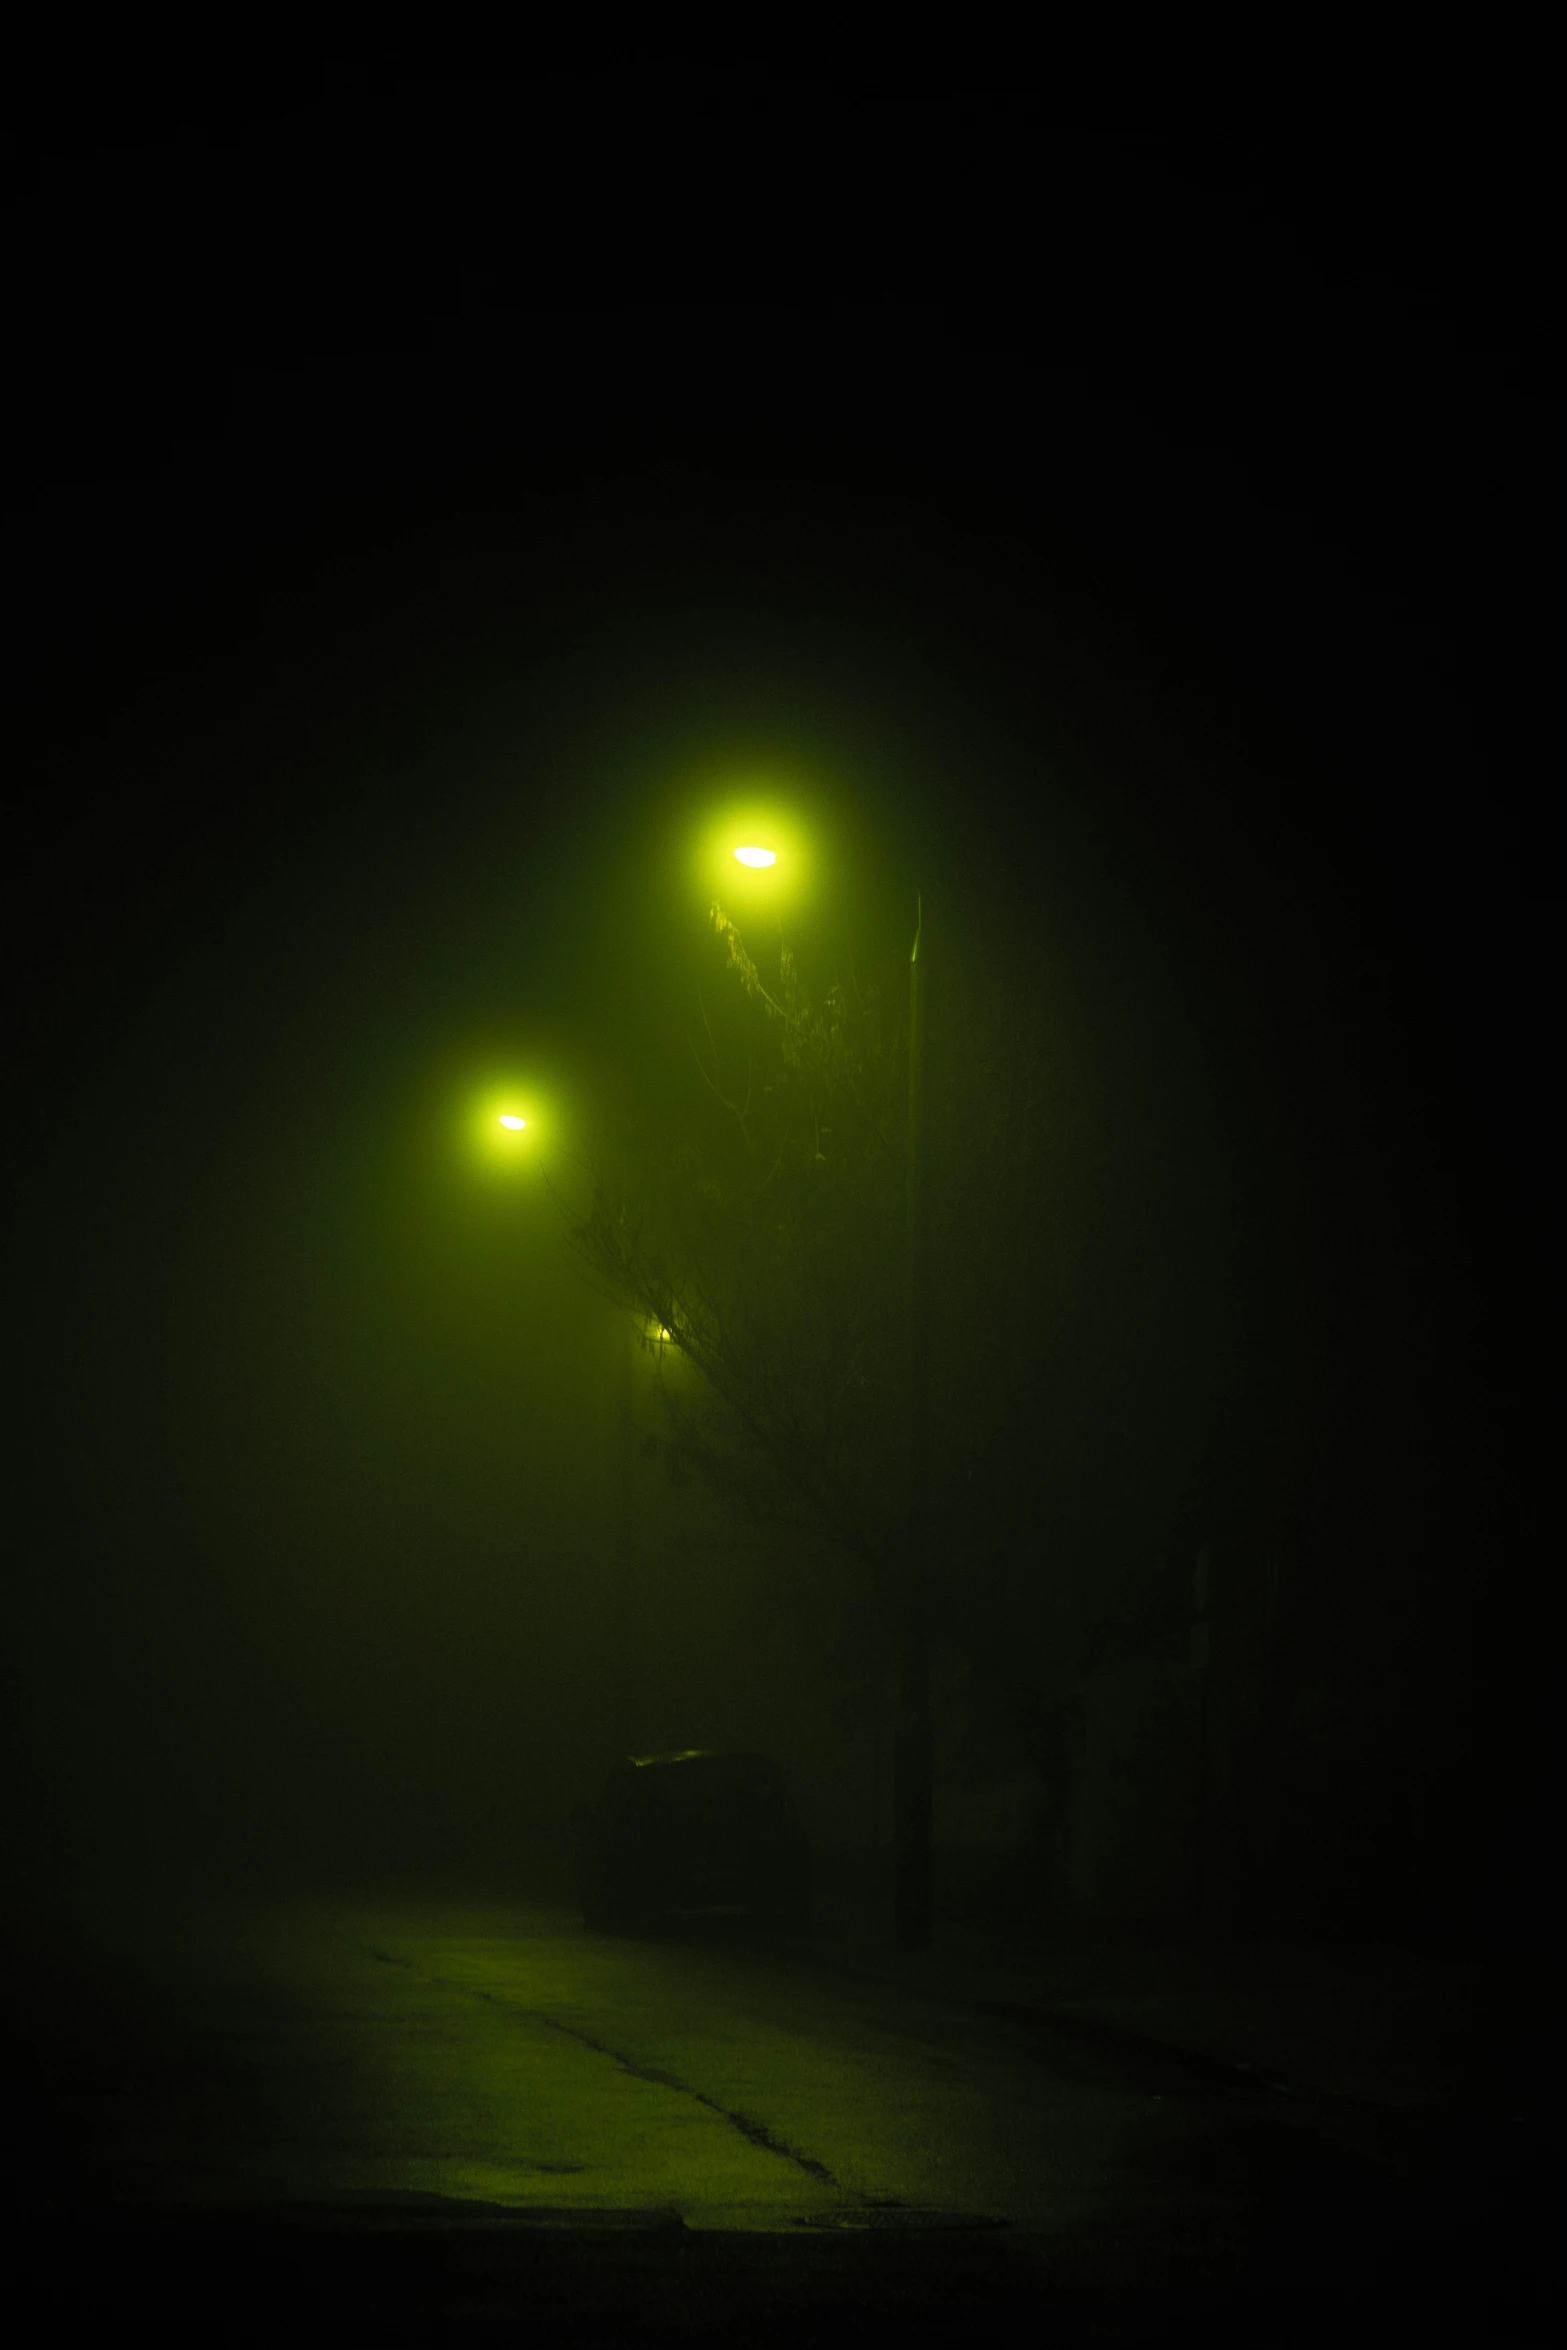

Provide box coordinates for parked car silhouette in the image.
[575,1749,813,1933]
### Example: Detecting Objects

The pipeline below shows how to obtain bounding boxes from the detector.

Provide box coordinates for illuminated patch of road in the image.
[361,1928,1026,2234]
[374,1949,1014,2237]
[385,1952,844,2193]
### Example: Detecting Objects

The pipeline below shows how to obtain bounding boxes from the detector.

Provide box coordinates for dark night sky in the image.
[4,88,1547,1914]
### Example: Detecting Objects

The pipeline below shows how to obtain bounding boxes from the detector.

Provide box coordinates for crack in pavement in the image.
[473,1989,845,2189]
[363,1949,849,2194]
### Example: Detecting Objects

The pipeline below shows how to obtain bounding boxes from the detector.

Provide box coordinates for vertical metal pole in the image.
[895,893,934,1950]
[615,1317,638,1759]
[1191,1548,1211,1927]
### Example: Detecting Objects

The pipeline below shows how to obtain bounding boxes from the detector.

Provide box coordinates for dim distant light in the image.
[733,845,777,868]
[499,1115,527,1131]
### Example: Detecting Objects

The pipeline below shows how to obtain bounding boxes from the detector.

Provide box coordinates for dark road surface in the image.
[2,1898,1508,2341]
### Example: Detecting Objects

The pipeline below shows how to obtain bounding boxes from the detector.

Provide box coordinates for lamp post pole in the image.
[722,839,934,1946]
[894,894,934,1950]
[615,1312,639,1760]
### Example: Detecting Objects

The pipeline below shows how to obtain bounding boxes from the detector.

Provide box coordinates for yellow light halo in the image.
[694,799,805,911]
[466,1082,547,1168]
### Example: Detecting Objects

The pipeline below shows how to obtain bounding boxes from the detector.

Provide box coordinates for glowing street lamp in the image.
[692,803,803,907]
[466,1087,544,1167]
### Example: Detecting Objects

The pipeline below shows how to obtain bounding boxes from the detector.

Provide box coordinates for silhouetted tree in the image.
[570,890,1244,1769]
[572,906,906,1600]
